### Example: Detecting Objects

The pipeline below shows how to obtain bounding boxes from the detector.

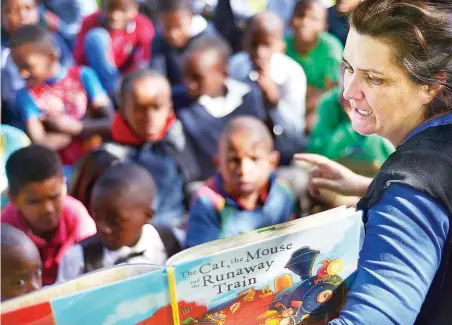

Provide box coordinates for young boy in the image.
[11,25,114,166]
[186,116,296,248]
[1,223,42,301]
[229,11,307,165]
[57,163,181,281]
[1,0,74,130]
[308,64,394,177]
[73,0,154,95]
[75,69,199,228]
[285,0,343,128]
[327,0,361,45]
[150,0,217,109]
[1,145,97,285]
[179,35,267,179]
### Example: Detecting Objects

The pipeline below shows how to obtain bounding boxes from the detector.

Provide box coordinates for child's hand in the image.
[43,115,83,137]
[257,69,280,108]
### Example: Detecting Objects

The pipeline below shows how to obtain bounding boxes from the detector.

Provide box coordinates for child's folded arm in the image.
[25,118,73,150]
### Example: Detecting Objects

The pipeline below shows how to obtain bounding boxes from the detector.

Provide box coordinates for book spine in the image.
[167,267,181,325]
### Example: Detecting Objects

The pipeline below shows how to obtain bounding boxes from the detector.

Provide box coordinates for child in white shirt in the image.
[57,163,181,282]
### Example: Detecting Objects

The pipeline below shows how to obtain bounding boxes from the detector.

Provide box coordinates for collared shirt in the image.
[198,78,252,118]
[56,224,168,283]
[229,52,307,136]
[1,196,97,285]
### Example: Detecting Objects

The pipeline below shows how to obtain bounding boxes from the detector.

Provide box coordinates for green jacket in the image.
[308,87,394,176]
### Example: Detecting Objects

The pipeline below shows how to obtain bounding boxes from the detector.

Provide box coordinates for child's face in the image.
[246,24,284,72]
[102,0,138,31]
[91,193,149,251]
[160,10,192,49]
[291,1,327,43]
[1,243,42,301]
[123,76,173,142]
[218,129,278,198]
[10,176,66,237]
[183,50,227,99]
[11,44,58,88]
[3,0,39,35]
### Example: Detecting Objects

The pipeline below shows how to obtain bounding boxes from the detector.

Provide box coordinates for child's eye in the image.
[16,279,25,288]
[368,76,383,85]
[35,269,42,277]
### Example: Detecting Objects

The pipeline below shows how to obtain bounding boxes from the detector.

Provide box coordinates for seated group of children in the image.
[1,0,393,302]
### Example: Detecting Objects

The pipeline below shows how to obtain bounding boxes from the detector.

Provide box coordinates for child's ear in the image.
[7,191,18,206]
[213,155,219,169]
[49,48,60,62]
[277,40,286,54]
[146,207,154,222]
[270,150,280,169]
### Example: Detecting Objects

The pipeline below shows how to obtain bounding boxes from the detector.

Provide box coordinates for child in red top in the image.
[1,145,96,285]
[73,0,155,94]
[11,25,114,166]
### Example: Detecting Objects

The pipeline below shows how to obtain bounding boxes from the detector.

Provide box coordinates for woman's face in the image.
[342,28,434,146]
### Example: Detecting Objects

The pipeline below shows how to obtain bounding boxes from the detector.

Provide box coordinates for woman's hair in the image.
[350,0,452,117]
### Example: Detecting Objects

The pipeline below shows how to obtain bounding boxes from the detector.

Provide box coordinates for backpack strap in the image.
[79,235,105,273]
[154,225,182,258]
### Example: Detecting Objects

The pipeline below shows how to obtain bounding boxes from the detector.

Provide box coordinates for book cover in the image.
[1,208,363,325]
[168,210,362,325]
[1,265,172,325]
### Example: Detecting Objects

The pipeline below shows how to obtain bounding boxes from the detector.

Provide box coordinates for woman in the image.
[296,0,452,324]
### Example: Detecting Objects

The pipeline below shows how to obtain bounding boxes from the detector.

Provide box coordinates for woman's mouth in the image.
[355,108,373,116]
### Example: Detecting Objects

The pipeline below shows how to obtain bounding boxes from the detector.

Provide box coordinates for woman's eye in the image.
[35,269,42,277]
[344,65,354,73]
[368,76,383,85]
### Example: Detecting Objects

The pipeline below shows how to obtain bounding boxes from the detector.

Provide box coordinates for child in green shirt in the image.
[308,85,394,177]
[285,0,343,131]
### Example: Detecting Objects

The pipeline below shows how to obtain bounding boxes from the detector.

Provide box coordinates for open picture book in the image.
[1,206,363,325]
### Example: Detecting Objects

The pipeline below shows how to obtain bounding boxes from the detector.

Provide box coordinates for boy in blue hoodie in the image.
[178,35,267,179]
[186,116,296,248]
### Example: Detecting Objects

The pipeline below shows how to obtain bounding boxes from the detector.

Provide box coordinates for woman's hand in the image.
[294,153,372,205]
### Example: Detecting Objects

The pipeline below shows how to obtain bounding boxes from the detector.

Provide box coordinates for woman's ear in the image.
[421,72,447,104]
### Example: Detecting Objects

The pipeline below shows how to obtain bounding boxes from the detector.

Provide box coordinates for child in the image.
[308,64,394,177]
[1,145,97,285]
[285,0,343,129]
[11,25,114,166]
[57,163,181,282]
[1,223,42,301]
[212,0,298,53]
[327,0,361,45]
[73,0,155,94]
[229,11,307,165]
[74,69,199,228]
[179,35,267,179]
[186,116,296,248]
[39,0,98,47]
[150,0,217,109]
[1,0,74,130]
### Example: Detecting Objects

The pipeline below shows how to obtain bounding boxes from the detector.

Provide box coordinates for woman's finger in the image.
[311,177,341,192]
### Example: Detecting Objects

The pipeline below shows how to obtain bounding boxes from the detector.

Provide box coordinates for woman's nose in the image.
[343,74,365,102]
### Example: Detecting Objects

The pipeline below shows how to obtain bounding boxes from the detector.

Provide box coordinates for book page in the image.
[170,210,363,325]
